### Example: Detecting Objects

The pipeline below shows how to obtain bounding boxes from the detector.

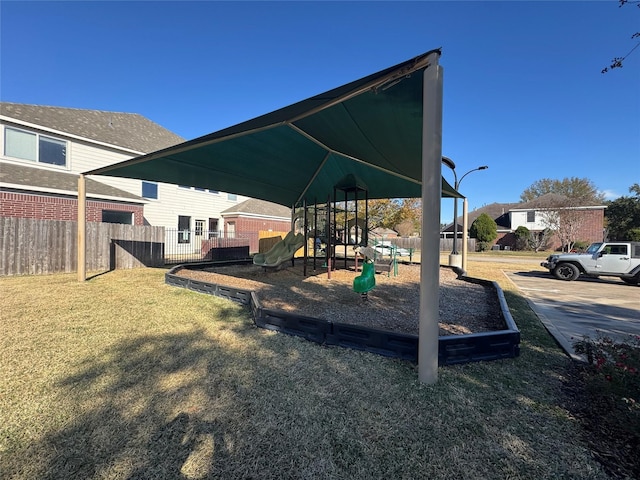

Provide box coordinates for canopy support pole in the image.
[419,52,443,384]
[313,199,318,271]
[462,198,469,273]
[326,195,332,279]
[77,174,86,282]
[303,199,308,277]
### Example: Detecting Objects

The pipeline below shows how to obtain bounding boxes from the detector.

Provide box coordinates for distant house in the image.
[370,227,399,239]
[1,161,145,224]
[220,198,293,253]
[1,102,248,254]
[442,194,606,250]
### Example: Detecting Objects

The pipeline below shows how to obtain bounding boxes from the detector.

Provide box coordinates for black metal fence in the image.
[162,228,477,265]
[164,228,253,264]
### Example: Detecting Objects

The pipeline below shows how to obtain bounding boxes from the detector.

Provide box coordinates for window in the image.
[227,221,236,238]
[227,193,237,201]
[608,245,627,255]
[142,181,158,199]
[4,127,67,166]
[195,219,204,236]
[102,210,133,224]
[178,215,191,244]
[208,189,219,194]
[208,218,219,238]
[526,211,536,223]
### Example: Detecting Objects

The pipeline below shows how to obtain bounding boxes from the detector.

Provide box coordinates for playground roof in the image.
[85,49,460,207]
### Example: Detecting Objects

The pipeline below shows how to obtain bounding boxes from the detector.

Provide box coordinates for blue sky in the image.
[1,0,638,222]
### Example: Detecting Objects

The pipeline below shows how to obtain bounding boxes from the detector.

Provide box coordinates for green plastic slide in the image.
[253,231,305,268]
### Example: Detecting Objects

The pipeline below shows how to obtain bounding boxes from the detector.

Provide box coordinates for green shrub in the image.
[477,241,491,252]
[514,226,530,251]
[571,240,590,252]
[469,213,498,246]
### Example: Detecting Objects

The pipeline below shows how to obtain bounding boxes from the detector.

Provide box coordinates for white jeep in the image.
[541,241,640,285]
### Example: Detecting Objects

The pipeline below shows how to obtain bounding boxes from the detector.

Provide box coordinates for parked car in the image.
[373,242,411,257]
[541,241,640,285]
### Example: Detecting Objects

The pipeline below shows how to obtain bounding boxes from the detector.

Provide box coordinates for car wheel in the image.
[622,275,640,286]
[553,262,580,281]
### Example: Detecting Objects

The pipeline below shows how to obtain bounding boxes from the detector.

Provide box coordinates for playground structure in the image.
[252,174,405,299]
[288,174,372,279]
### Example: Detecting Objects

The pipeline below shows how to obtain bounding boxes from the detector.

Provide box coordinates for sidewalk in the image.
[504,270,640,359]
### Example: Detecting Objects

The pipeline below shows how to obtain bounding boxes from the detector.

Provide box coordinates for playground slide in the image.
[253,231,306,268]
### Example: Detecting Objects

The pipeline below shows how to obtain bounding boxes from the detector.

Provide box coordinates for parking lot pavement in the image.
[504,270,640,359]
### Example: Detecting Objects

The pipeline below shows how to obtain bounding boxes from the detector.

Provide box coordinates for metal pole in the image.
[344,189,348,270]
[327,194,332,279]
[303,199,308,277]
[313,199,318,271]
[452,189,459,254]
[462,198,469,273]
[419,52,443,384]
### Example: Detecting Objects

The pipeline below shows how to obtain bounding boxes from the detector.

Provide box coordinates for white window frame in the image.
[195,219,205,236]
[3,126,68,168]
[526,211,536,223]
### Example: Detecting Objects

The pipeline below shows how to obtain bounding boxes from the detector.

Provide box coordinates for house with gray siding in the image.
[0,102,250,255]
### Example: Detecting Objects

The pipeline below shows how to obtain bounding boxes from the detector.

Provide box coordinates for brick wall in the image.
[224,216,291,253]
[573,209,605,243]
[0,191,144,225]
[483,208,604,251]
[547,209,605,250]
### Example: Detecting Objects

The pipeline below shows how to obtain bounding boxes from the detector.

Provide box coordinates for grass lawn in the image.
[1,262,610,479]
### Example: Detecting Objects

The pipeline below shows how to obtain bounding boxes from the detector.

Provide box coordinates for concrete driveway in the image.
[504,269,640,359]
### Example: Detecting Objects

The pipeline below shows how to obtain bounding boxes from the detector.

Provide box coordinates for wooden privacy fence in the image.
[0,217,164,276]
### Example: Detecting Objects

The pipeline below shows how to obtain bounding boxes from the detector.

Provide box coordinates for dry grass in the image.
[0,262,609,479]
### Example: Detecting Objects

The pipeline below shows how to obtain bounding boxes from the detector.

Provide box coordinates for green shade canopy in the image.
[86,49,460,207]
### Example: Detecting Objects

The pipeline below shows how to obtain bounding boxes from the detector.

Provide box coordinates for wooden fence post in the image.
[77,174,86,282]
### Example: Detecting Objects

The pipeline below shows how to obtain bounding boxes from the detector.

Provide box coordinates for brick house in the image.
[443,194,606,250]
[220,198,292,253]
[1,161,145,224]
[1,102,249,254]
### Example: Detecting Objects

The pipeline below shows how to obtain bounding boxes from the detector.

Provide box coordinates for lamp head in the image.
[441,156,456,170]
[478,165,489,170]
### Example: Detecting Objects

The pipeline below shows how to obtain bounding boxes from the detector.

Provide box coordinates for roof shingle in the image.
[221,198,291,218]
[1,102,184,153]
[0,161,143,201]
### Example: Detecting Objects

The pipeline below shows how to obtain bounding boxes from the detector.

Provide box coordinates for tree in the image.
[469,213,497,251]
[530,228,554,252]
[520,177,606,251]
[514,226,531,251]
[602,0,640,73]
[606,183,640,240]
[520,177,605,204]
[367,198,421,235]
[541,206,585,252]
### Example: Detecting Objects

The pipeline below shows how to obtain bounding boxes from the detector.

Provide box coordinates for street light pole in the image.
[441,157,488,264]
